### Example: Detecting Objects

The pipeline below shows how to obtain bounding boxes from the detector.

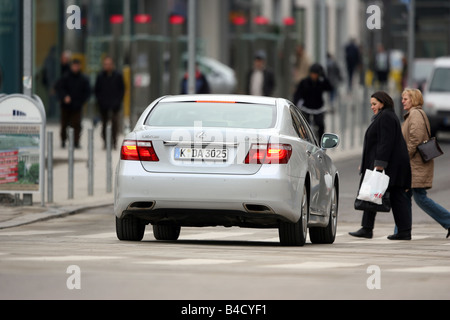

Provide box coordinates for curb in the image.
[0,201,113,230]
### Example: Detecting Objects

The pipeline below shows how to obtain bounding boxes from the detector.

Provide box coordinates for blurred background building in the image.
[0,0,449,126]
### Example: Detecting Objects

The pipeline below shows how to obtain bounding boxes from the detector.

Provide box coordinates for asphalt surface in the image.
[0,136,449,301]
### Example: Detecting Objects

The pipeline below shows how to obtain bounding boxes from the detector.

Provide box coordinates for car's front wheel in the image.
[153,225,181,241]
[278,186,308,247]
[116,215,146,241]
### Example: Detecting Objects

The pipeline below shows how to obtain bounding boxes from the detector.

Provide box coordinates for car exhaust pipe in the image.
[128,202,156,211]
[243,204,274,214]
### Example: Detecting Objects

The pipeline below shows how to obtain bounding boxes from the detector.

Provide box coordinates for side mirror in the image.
[321,133,340,150]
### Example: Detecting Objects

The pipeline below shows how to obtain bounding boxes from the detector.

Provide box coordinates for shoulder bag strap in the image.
[417,109,431,140]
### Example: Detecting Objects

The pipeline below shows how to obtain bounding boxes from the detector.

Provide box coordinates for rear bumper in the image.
[114,161,303,225]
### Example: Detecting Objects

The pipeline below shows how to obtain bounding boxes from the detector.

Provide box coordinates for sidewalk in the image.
[0,119,363,230]
[0,120,121,229]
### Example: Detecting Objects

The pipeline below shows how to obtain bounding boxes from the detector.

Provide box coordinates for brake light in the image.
[244,144,292,164]
[121,140,159,162]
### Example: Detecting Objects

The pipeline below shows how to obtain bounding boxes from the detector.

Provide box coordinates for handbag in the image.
[416,110,444,162]
[355,192,391,212]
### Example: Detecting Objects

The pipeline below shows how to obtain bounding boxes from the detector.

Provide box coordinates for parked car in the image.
[423,57,450,136]
[114,95,340,246]
[164,55,237,94]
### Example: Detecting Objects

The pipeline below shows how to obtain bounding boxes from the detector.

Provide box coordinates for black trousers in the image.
[361,187,412,233]
[100,108,120,148]
[61,107,82,146]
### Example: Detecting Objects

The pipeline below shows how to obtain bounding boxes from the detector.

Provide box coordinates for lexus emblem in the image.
[196,132,207,140]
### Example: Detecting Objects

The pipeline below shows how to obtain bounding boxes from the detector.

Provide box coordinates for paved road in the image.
[0,136,449,301]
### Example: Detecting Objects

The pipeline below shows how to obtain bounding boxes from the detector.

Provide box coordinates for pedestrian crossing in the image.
[0,226,448,275]
[0,226,448,244]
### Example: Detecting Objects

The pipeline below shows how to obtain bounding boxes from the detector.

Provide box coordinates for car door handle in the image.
[306,150,312,157]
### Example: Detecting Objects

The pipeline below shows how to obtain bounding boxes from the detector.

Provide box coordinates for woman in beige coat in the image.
[402,88,450,238]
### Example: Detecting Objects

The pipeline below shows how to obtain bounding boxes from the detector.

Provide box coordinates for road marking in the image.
[387,266,450,273]
[137,259,243,266]
[6,255,123,262]
[180,231,254,240]
[67,232,117,239]
[0,230,70,236]
[263,261,366,270]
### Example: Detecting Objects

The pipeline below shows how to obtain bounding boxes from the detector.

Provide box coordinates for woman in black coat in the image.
[349,91,413,240]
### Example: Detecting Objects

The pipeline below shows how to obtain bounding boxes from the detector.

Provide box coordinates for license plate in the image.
[175,148,228,161]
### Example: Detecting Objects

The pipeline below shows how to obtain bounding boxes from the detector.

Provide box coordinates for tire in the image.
[310,185,338,244]
[279,186,308,247]
[153,225,181,241]
[116,216,145,241]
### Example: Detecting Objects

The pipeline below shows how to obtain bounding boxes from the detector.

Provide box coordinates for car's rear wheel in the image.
[153,225,181,241]
[279,186,308,247]
[116,216,146,241]
[310,184,338,244]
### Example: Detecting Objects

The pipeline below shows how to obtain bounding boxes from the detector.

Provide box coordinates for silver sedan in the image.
[114,95,340,246]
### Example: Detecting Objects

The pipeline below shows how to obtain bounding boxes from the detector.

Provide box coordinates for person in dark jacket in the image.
[95,56,125,149]
[180,64,211,95]
[246,50,276,97]
[293,63,333,140]
[55,59,91,149]
[349,91,412,240]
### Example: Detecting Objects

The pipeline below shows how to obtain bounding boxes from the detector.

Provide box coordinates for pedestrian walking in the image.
[55,58,91,149]
[94,56,125,150]
[246,50,276,97]
[293,43,312,85]
[326,53,343,106]
[401,88,450,239]
[293,63,333,140]
[349,91,413,240]
[374,44,390,91]
[345,39,360,93]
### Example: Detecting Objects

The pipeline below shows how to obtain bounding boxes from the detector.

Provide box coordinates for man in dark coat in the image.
[293,63,333,140]
[345,38,360,92]
[95,57,125,149]
[246,50,276,97]
[350,91,412,240]
[55,59,91,149]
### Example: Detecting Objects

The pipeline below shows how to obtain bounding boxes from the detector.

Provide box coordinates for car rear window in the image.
[146,102,277,129]
[429,68,450,92]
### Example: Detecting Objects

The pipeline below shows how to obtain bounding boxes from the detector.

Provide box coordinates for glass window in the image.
[429,68,450,92]
[290,106,314,144]
[146,102,277,129]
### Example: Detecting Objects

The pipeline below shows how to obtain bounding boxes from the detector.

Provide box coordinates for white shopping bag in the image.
[357,169,390,205]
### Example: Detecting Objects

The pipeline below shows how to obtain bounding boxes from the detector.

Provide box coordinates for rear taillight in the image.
[244,144,292,164]
[121,140,159,162]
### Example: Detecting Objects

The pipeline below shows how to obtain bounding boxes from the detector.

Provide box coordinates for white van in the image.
[423,57,450,136]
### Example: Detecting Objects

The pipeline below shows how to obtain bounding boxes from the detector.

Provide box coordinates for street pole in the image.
[319,0,327,68]
[187,0,197,95]
[23,0,37,206]
[23,0,33,97]
[407,0,415,88]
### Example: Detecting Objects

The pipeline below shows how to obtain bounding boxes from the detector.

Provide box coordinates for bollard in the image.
[68,127,75,199]
[88,128,94,196]
[106,124,113,194]
[47,131,54,203]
